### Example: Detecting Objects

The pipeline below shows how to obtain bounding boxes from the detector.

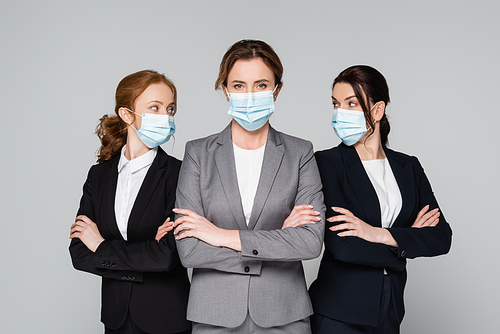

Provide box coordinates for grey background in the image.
[0,1,498,333]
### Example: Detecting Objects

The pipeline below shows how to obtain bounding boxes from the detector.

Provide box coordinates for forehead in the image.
[228,58,274,83]
[136,82,173,103]
[332,82,356,100]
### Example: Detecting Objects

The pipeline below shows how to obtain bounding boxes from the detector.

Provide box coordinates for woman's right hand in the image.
[412,205,440,228]
[155,217,174,242]
[282,204,321,229]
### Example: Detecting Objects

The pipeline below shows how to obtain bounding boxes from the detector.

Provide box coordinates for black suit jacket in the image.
[69,147,190,333]
[309,143,452,327]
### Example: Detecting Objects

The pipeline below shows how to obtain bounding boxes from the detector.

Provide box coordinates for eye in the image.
[234,84,243,90]
[257,83,267,89]
[349,102,357,107]
[150,105,159,111]
[167,106,176,115]
[332,102,340,108]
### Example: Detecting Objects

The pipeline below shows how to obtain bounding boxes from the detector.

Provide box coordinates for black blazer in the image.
[309,143,452,327]
[69,147,190,333]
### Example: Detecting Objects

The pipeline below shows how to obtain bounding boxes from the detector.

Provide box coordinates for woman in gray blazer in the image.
[173,39,325,333]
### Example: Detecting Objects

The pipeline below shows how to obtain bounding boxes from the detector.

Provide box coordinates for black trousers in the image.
[105,311,191,334]
[311,276,399,334]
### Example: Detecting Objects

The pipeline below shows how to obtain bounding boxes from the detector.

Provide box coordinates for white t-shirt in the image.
[361,158,402,229]
[114,146,157,240]
[233,143,266,225]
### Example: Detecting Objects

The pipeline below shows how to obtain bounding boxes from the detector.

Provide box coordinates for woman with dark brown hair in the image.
[309,65,452,333]
[69,70,191,334]
[172,39,325,333]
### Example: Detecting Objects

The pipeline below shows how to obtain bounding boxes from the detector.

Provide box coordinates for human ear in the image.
[118,107,134,125]
[372,101,386,122]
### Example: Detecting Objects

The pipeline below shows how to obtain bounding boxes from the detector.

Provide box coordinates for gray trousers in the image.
[193,313,311,334]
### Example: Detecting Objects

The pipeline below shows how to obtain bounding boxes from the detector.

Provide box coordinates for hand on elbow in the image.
[328,207,397,247]
[282,204,321,229]
[412,205,440,228]
[70,215,104,252]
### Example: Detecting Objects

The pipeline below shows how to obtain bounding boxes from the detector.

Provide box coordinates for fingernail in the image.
[173,208,178,211]
[314,211,320,215]
[308,205,313,208]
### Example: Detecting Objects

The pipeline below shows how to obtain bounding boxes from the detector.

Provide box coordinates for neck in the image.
[353,124,386,161]
[124,128,151,160]
[231,120,269,150]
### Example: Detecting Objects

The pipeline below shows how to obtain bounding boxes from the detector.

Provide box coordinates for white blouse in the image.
[233,143,266,225]
[114,146,157,240]
[361,158,402,229]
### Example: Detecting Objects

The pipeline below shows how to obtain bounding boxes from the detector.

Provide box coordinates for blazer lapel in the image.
[127,148,168,240]
[214,124,248,230]
[248,127,284,230]
[339,144,382,227]
[100,157,123,240]
[384,147,415,228]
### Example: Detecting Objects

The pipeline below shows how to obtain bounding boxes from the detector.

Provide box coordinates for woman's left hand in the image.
[155,217,174,242]
[328,207,397,247]
[173,208,241,251]
[70,215,105,252]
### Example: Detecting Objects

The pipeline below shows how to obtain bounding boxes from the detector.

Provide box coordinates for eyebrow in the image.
[331,95,357,101]
[230,79,271,84]
[148,100,164,105]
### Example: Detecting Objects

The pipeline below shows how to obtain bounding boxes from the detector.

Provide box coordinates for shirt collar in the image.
[117,145,158,174]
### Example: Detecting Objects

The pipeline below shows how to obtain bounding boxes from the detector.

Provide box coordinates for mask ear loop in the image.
[124,107,142,131]
[366,102,380,130]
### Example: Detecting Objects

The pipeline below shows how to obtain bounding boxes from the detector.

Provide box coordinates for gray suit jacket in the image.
[175,124,325,328]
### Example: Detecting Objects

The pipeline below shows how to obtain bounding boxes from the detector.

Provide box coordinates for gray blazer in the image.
[175,124,325,328]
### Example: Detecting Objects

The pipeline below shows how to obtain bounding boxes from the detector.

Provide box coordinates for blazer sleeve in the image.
[238,141,325,261]
[175,141,263,275]
[317,152,407,272]
[69,165,180,283]
[388,157,452,259]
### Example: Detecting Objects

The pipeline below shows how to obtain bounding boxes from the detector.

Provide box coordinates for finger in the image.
[174,222,197,235]
[75,215,93,224]
[295,220,317,226]
[71,221,86,230]
[175,229,196,241]
[163,217,171,224]
[327,215,354,224]
[422,212,440,227]
[173,216,196,227]
[336,230,358,237]
[172,208,201,218]
[329,223,354,231]
[297,209,321,217]
[415,205,430,222]
[331,207,353,216]
[293,204,314,212]
[420,208,440,224]
[429,216,440,227]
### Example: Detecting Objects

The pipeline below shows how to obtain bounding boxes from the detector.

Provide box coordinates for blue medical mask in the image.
[125,108,175,148]
[226,88,276,131]
[331,104,377,146]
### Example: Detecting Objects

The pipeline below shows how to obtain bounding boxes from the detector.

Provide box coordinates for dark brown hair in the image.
[95,70,177,163]
[215,39,283,90]
[333,65,391,145]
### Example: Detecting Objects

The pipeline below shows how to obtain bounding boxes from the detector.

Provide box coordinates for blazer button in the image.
[252,249,258,255]
[101,260,106,266]
[244,266,250,273]
[401,250,406,257]
[130,276,136,281]
[121,275,127,280]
